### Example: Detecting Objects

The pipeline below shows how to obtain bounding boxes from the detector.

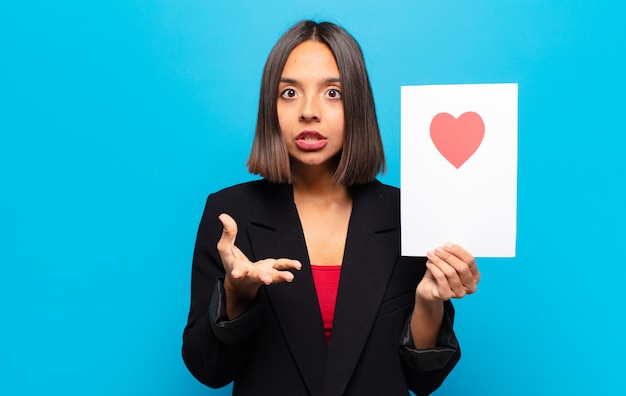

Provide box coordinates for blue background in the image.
[1,1,625,395]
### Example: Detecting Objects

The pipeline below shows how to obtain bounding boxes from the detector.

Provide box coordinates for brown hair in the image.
[247,20,386,185]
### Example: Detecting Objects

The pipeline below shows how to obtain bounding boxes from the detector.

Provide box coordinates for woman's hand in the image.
[217,213,302,318]
[417,243,480,302]
[410,243,480,348]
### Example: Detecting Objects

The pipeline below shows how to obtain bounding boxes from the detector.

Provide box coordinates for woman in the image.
[182,20,480,396]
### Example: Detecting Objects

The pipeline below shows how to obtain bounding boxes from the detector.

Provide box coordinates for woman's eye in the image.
[327,88,342,99]
[280,88,297,98]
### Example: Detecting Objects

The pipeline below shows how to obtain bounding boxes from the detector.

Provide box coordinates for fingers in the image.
[217,213,236,256]
[216,213,302,288]
[426,242,480,299]
[422,262,447,300]
[424,258,464,300]
[226,256,300,288]
[216,213,251,281]
[442,243,481,284]
[251,258,302,285]
[273,258,302,272]
[217,213,238,250]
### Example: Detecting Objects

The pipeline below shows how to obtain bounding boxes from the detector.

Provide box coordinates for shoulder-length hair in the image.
[247,20,386,185]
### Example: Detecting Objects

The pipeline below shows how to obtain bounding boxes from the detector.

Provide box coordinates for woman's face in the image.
[277,40,345,173]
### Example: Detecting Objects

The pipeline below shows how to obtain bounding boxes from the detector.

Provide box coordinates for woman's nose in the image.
[299,94,320,121]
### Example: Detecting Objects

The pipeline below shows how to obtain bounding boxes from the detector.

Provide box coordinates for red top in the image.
[310,265,342,345]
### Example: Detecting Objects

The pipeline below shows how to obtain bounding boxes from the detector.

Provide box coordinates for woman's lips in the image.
[295,130,328,151]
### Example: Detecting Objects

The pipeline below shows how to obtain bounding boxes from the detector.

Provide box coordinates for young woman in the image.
[182,20,480,396]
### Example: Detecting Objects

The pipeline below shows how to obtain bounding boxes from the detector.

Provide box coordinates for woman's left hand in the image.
[417,243,480,302]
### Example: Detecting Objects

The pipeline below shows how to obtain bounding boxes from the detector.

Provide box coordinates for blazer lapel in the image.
[322,181,400,396]
[246,181,328,396]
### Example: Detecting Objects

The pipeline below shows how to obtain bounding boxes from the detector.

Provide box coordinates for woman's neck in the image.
[290,162,349,202]
[290,162,353,268]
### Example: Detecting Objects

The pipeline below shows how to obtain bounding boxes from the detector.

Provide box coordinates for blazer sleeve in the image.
[399,300,461,396]
[181,193,262,389]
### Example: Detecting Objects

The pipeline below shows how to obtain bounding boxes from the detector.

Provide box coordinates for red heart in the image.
[430,111,485,169]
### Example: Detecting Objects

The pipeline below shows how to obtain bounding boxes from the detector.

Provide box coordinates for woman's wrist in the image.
[223,277,259,319]
[410,296,444,349]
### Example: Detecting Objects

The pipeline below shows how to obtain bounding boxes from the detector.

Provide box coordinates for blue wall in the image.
[1,1,624,394]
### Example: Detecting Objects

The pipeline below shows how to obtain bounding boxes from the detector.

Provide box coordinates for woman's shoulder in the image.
[374,179,399,193]
[206,179,291,207]
[353,179,399,200]
[210,179,267,197]
[351,180,400,214]
[350,180,401,229]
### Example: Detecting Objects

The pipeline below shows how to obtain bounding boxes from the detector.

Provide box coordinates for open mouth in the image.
[295,131,328,151]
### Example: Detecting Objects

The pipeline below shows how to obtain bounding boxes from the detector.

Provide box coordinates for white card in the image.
[400,83,518,257]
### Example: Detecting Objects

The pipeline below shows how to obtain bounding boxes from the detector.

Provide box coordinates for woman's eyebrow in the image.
[279,77,341,84]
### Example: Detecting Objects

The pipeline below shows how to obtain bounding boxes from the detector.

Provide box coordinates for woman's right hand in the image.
[217,213,302,319]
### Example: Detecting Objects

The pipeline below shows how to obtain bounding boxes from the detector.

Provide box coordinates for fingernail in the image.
[444,242,453,250]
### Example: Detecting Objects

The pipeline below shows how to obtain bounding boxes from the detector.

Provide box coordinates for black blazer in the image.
[182,180,460,396]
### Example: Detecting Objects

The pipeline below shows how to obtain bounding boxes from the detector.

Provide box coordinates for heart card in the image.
[400,83,518,257]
